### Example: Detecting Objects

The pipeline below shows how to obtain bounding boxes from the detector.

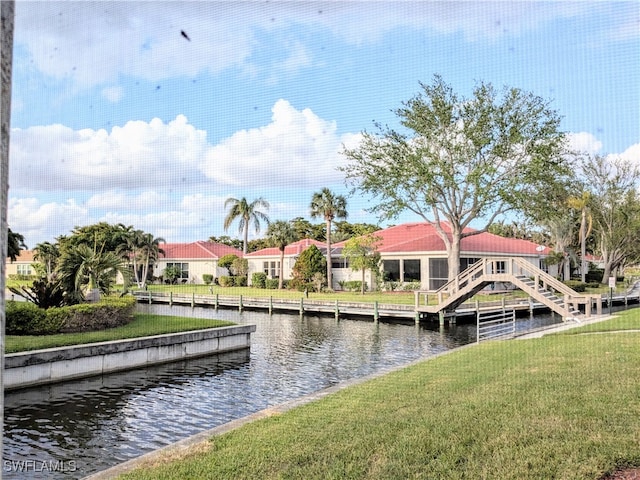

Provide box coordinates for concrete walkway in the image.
[515,314,615,339]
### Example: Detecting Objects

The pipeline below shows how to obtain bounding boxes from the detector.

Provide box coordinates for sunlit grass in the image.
[121,312,640,480]
[5,314,235,353]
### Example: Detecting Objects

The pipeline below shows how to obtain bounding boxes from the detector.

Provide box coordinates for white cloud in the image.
[10,115,209,192]
[8,197,89,246]
[202,99,351,188]
[567,132,603,155]
[616,143,640,164]
[101,86,123,103]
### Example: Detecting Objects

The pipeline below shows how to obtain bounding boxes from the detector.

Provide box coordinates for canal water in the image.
[3,305,562,479]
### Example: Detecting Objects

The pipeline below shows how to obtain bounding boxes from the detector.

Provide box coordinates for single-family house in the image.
[245,238,327,283]
[246,222,554,290]
[153,241,243,284]
[5,249,35,278]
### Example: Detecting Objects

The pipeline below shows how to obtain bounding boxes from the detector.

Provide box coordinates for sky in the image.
[8,0,640,247]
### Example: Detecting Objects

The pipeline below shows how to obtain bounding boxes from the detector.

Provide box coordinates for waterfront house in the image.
[5,249,35,278]
[246,222,554,290]
[153,241,243,284]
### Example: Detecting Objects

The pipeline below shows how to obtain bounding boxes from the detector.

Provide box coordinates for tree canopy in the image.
[342,75,570,280]
[223,197,270,254]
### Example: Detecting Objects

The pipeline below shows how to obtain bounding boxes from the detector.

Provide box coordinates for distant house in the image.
[246,222,554,290]
[245,238,327,283]
[153,241,243,284]
[5,249,35,277]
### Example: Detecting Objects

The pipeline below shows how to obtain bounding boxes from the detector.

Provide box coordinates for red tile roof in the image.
[246,238,326,257]
[366,222,550,255]
[159,241,243,260]
[247,222,550,258]
[7,250,35,262]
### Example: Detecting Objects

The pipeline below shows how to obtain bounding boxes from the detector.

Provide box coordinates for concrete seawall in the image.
[4,324,256,391]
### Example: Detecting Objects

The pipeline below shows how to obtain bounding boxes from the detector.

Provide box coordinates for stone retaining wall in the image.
[4,325,256,390]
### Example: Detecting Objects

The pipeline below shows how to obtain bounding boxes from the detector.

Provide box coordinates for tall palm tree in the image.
[34,241,60,280]
[266,220,297,289]
[567,192,593,283]
[310,188,347,290]
[137,232,165,288]
[223,197,270,254]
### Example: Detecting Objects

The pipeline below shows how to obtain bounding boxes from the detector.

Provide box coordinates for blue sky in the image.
[8,1,640,247]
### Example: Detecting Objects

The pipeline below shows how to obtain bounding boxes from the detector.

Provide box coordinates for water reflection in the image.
[3,305,557,478]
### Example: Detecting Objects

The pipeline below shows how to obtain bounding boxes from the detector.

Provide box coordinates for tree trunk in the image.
[1,0,16,457]
[361,268,365,295]
[580,209,587,283]
[278,248,285,289]
[325,218,332,290]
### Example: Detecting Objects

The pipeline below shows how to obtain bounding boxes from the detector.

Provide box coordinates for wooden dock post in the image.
[373,301,379,322]
[239,294,243,312]
[335,300,339,320]
[148,292,152,304]
[299,297,304,315]
[169,291,173,307]
[439,311,445,326]
[215,293,219,309]
[269,296,273,315]
[191,292,195,308]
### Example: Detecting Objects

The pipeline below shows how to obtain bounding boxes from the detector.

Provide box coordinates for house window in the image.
[331,258,349,269]
[166,262,189,280]
[429,258,448,290]
[383,260,400,281]
[403,259,421,282]
[263,261,280,278]
[460,257,480,272]
[17,264,32,276]
[491,260,506,274]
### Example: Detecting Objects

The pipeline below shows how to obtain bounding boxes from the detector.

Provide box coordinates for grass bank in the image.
[5,314,235,354]
[121,311,640,480]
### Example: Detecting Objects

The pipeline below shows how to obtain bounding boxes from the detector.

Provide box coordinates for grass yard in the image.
[120,310,640,480]
[5,314,235,353]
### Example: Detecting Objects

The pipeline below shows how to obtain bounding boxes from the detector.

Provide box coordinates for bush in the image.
[338,280,367,292]
[252,272,267,288]
[202,274,214,285]
[234,276,247,287]
[5,296,136,335]
[6,301,48,335]
[564,280,587,292]
[402,281,421,291]
[265,278,279,289]
[219,276,234,287]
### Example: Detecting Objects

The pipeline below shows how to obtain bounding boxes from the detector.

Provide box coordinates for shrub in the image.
[5,296,136,335]
[202,274,214,285]
[6,301,48,335]
[564,280,587,292]
[402,281,421,291]
[234,276,248,287]
[338,280,367,292]
[265,278,279,289]
[219,276,234,287]
[252,272,267,288]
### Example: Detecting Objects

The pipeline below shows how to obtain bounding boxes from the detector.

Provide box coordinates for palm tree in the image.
[567,192,593,283]
[223,197,270,254]
[119,230,165,288]
[137,232,165,288]
[33,241,60,281]
[266,220,297,289]
[310,188,347,290]
[58,243,128,301]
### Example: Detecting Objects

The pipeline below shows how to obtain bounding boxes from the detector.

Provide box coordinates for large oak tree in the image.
[342,75,570,281]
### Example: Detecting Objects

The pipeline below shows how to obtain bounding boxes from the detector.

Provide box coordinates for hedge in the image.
[6,296,137,335]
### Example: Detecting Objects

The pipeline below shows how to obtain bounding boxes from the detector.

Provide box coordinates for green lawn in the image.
[120,310,640,480]
[5,314,235,353]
